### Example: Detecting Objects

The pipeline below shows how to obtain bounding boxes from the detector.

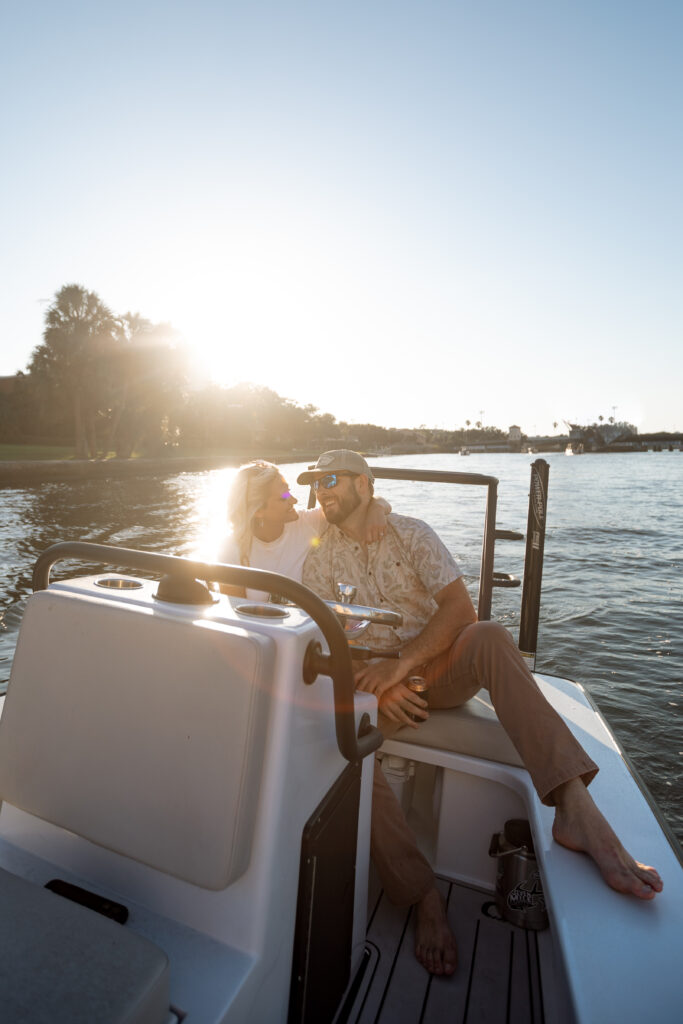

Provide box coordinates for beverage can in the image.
[406,676,428,695]
[406,676,428,721]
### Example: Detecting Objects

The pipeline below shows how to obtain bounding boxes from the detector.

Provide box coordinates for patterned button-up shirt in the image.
[302,513,462,651]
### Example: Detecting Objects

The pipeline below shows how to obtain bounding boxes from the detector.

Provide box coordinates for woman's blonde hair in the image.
[227,460,282,565]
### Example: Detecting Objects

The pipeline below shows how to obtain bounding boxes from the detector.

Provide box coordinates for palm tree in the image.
[100,313,151,456]
[106,315,187,458]
[30,284,116,457]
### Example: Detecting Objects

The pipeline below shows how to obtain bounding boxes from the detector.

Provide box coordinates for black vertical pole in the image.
[477,480,498,621]
[518,459,550,669]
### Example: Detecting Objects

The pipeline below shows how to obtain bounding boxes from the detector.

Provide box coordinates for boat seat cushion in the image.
[382,691,524,767]
[0,589,274,890]
[0,867,169,1024]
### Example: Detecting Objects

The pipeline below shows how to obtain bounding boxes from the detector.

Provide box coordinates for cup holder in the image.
[95,577,144,590]
[235,603,289,619]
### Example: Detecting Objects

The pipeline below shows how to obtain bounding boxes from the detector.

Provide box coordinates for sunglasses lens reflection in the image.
[314,474,338,492]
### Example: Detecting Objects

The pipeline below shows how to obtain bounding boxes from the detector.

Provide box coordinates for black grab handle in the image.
[33,542,383,765]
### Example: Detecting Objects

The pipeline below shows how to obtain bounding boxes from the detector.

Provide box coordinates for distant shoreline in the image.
[0,445,459,486]
[0,454,295,487]
[0,445,448,487]
[1,442,680,487]
[0,448,445,487]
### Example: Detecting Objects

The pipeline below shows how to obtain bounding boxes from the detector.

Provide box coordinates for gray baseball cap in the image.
[297,449,374,485]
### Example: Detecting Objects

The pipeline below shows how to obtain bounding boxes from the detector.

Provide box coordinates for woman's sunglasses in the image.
[312,472,357,492]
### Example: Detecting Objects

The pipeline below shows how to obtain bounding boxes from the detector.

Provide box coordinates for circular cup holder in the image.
[95,577,144,590]
[235,603,289,619]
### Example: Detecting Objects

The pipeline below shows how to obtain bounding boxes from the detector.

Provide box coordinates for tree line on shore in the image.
[2,284,511,458]
[4,284,664,459]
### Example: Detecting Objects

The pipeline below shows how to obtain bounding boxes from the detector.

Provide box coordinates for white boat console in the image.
[0,545,382,1023]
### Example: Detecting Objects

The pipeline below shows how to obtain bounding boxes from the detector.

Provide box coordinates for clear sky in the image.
[2,1,682,435]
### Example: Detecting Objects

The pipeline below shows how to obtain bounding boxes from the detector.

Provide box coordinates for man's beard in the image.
[320,487,362,524]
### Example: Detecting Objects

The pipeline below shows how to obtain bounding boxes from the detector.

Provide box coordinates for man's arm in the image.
[354,577,477,698]
[364,496,391,543]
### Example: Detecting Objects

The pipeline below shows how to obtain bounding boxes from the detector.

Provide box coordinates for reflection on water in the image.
[0,470,238,684]
[0,453,681,843]
[0,470,237,598]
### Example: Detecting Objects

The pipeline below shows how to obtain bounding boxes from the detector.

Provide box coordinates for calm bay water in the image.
[0,451,681,843]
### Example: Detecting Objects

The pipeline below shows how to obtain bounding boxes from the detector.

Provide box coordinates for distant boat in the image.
[460,446,470,456]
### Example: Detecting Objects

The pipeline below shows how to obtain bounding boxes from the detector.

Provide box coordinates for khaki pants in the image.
[371,620,598,907]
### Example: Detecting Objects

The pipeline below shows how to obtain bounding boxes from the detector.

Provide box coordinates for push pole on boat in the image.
[518,459,550,670]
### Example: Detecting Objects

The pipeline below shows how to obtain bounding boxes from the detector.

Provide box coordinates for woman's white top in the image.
[217,506,327,601]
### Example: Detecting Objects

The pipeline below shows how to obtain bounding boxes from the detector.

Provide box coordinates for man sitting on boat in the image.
[299,450,663,977]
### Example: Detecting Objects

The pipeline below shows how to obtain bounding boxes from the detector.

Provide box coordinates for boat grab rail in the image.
[367,466,501,620]
[353,462,548,659]
[32,541,383,765]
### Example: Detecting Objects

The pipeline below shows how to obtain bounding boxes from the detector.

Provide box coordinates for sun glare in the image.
[151,198,394,414]
[171,254,335,399]
[184,467,237,563]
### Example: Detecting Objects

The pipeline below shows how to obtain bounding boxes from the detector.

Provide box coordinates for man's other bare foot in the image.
[414,887,457,975]
[551,778,663,899]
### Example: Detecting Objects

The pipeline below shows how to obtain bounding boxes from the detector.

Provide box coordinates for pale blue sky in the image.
[2,1,682,434]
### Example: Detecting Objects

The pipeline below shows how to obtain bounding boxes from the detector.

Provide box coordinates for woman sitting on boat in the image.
[217,459,390,599]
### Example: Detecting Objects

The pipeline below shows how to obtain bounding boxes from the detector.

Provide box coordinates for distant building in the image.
[508,425,522,442]
[568,421,638,449]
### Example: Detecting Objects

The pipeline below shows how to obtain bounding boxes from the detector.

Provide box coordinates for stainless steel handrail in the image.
[370,463,549,653]
[303,461,549,652]
[369,467,499,620]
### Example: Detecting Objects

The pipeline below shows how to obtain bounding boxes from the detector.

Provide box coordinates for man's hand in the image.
[354,657,407,698]
[378,682,429,729]
[364,497,390,544]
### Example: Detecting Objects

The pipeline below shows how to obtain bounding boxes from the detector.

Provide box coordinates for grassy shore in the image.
[0,441,467,487]
[0,444,314,463]
[0,444,81,461]
[0,445,323,487]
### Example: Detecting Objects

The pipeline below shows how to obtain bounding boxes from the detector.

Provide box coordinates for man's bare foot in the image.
[414,886,457,975]
[551,778,663,899]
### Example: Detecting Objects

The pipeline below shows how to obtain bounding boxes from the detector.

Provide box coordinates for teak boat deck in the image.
[342,875,553,1024]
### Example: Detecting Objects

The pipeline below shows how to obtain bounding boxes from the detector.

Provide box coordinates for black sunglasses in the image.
[312,472,358,492]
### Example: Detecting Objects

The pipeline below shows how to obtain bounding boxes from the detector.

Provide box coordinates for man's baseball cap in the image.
[297,449,374,485]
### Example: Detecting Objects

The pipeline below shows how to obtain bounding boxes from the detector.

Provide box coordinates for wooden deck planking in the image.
[420,880,480,1024]
[354,896,428,1022]
[346,878,549,1024]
